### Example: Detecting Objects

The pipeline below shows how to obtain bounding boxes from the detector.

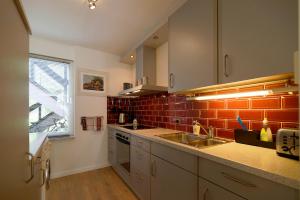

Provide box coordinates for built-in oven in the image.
[115,131,131,182]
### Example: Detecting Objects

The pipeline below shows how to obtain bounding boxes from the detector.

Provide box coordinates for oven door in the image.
[116,133,130,174]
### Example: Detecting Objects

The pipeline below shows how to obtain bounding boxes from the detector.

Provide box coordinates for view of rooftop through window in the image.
[29,56,73,136]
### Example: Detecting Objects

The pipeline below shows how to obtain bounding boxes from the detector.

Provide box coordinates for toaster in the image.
[276,129,299,160]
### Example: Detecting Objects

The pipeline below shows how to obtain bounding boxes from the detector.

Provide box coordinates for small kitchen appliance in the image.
[118,113,125,124]
[276,129,299,160]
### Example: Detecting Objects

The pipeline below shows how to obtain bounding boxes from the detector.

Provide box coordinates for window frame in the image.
[29,53,75,138]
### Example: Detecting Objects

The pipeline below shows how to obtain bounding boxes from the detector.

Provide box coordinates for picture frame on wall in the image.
[77,68,108,96]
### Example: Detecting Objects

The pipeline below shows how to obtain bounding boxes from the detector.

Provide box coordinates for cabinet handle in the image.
[40,169,46,186]
[203,188,208,200]
[169,73,174,88]
[224,54,229,77]
[151,160,156,177]
[25,152,34,183]
[46,159,51,190]
[221,172,256,188]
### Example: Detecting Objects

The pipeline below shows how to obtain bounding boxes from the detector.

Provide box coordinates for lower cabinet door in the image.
[151,155,198,200]
[199,177,246,200]
[131,146,150,200]
[131,170,150,200]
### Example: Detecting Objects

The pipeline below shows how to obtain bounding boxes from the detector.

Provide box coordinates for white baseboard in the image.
[51,163,111,179]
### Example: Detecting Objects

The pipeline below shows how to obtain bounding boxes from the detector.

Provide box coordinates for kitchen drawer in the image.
[131,146,150,173]
[151,142,198,175]
[108,129,115,139]
[199,177,245,200]
[108,150,115,165]
[131,170,150,200]
[108,134,114,140]
[108,138,115,150]
[131,136,150,153]
[198,158,299,200]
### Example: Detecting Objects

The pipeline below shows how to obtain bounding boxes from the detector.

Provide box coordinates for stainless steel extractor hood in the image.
[119,45,168,96]
[119,84,168,96]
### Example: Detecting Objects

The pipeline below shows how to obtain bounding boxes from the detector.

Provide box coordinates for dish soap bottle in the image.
[260,118,273,142]
[133,118,138,130]
[193,120,200,135]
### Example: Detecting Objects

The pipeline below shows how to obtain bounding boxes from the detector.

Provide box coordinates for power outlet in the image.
[173,118,180,124]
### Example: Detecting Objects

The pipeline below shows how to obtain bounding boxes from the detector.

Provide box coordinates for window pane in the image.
[29,57,72,135]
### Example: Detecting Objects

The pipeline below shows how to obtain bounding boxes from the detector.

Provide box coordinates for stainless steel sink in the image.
[157,132,231,149]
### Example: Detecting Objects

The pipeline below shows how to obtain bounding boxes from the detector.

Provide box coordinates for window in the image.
[29,54,73,137]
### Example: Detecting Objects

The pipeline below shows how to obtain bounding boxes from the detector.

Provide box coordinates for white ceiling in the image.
[22,0,186,56]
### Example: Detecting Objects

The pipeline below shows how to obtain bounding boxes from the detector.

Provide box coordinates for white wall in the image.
[30,37,133,178]
[156,42,169,86]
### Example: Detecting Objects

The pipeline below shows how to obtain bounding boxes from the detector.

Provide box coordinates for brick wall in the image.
[107,82,299,139]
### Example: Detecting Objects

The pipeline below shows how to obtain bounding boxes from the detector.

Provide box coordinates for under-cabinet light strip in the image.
[187,90,272,101]
[186,86,299,101]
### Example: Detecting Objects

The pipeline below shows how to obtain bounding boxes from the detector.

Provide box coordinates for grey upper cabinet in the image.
[168,0,217,92]
[218,0,298,84]
[150,155,198,200]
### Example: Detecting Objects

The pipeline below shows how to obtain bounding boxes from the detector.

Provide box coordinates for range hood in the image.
[119,45,168,96]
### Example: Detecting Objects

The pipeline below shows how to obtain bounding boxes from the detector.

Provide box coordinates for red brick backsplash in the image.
[107,84,299,139]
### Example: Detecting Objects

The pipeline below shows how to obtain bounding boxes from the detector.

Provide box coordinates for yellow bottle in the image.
[260,118,273,142]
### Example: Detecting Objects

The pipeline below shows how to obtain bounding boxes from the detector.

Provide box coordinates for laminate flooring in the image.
[47,167,138,200]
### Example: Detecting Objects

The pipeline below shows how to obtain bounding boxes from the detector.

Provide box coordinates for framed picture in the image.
[77,68,108,96]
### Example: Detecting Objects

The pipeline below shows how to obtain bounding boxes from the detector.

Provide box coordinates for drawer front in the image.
[108,137,115,150]
[199,177,245,200]
[151,142,198,174]
[108,129,115,139]
[131,136,150,153]
[108,150,115,165]
[131,170,150,200]
[198,158,298,200]
[131,146,150,175]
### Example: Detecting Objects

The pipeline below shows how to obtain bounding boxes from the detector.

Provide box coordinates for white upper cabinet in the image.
[218,0,298,84]
[168,0,217,92]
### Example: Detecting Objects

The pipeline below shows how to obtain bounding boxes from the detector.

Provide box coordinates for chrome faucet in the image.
[207,126,215,139]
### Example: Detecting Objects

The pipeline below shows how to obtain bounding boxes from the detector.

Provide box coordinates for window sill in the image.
[47,134,75,141]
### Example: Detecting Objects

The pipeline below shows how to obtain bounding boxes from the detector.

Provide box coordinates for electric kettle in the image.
[118,113,125,124]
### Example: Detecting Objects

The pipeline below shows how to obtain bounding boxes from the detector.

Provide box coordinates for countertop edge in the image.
[29,132,49,156]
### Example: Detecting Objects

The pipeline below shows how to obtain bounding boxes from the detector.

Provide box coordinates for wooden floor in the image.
[47,167,138,200]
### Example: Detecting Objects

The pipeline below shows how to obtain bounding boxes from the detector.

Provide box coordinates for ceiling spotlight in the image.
[89,3,96,9]
[88,0,98,10]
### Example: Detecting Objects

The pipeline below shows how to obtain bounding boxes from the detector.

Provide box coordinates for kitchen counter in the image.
[108,124,300,190]
[29,132,48,156]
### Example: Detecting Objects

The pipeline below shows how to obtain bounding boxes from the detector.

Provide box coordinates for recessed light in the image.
[88,0,98,10]
[130,55,134,59]
[89,3,96,9]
